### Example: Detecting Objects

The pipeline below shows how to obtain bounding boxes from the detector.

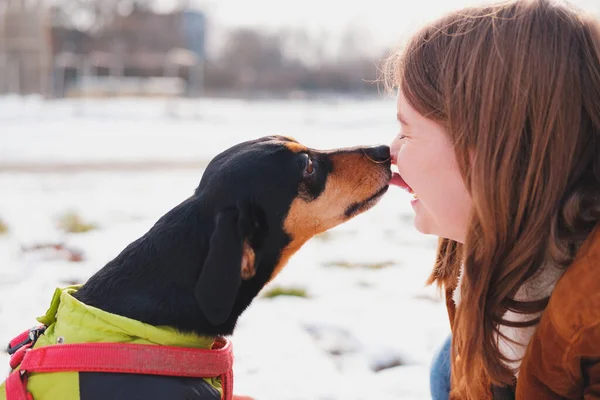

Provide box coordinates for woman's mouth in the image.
[390,168,418,199]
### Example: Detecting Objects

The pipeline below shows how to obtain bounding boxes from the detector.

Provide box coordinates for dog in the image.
[2,135,391,400]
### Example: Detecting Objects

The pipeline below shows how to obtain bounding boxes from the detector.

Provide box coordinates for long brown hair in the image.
[384,0,600,398]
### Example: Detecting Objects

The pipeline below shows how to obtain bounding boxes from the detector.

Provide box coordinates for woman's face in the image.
[390,91,473,243]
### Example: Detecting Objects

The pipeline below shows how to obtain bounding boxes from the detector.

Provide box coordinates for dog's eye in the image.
[303,154,314,177]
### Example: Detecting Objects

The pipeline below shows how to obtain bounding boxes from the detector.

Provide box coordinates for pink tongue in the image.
[390,172,410,190]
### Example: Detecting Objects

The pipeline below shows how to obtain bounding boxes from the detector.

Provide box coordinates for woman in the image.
[386,0,600,398]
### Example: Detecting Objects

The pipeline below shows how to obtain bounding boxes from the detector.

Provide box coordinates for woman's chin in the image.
[413,213,432,235]
[412,211,442,238]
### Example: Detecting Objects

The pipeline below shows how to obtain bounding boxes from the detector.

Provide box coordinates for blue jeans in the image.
[430,335,452,400]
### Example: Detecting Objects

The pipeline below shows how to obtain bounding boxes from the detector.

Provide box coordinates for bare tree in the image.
[51,0,155,32]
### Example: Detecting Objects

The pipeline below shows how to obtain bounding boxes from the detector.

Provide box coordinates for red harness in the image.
[4,326,234,400]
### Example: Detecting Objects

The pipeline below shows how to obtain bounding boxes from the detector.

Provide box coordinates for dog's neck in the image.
[74,197,280,338]
[75,244,271,338]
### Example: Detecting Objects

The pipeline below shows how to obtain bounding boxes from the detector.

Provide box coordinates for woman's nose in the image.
[390,137,402,164]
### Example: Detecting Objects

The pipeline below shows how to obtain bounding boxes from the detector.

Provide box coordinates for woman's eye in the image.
[304,155,314,176]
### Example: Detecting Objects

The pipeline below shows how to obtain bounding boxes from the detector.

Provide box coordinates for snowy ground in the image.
[0,96,450,400]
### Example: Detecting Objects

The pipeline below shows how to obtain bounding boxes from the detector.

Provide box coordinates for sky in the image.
[156,0,600,53]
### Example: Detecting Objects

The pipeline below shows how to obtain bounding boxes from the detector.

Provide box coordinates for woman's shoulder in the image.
[546,225,600,338]
[517,227,600,398]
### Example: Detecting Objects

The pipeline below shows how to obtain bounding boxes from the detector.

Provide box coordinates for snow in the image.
[0,96,450,399]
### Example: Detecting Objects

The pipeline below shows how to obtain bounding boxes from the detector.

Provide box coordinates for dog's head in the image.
[194,135,391,327]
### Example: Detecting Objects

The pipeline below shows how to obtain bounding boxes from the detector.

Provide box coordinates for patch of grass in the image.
[0,218,8,235]
[262,286,309,299]
[324,260,396,270]
[57,211,98,234]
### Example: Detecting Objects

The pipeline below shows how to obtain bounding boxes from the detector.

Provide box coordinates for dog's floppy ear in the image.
[238,203,267,281]
[195,204,266,326]
[195,208,243,326]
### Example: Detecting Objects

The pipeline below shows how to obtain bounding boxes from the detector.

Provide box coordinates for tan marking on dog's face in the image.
[269,150,390,282]
[241,240,256,280]
[281,136,298,143]
[284,142,308,153]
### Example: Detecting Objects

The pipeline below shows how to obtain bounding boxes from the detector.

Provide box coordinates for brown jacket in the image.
[446,225,600,399]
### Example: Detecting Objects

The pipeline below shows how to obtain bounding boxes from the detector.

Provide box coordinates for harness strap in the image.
[5,333,233,400]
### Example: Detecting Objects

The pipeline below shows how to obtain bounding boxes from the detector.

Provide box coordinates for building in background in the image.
[52,4,207,98]
[182,9,206,60]
[0,0,52,96]
[0,1,207,98]
[0,1,384,99]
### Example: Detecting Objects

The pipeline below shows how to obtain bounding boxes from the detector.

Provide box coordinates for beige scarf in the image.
[452,264,563,376]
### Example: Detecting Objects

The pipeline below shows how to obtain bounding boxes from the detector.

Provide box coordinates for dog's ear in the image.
[195,208,243,326]
[194,204,266,326]
[238,203,267,281]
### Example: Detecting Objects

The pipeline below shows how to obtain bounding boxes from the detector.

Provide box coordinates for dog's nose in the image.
[364,145,391,162]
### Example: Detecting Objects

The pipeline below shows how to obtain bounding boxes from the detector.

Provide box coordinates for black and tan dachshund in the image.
[12,136,392,400]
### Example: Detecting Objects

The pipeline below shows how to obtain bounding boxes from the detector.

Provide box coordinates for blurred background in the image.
[0,0,428,99]
[0,0,598,399]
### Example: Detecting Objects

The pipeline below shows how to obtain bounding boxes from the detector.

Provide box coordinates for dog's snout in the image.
[364,145,390,163]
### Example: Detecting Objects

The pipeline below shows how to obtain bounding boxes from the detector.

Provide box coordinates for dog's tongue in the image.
[390,172,410,190]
